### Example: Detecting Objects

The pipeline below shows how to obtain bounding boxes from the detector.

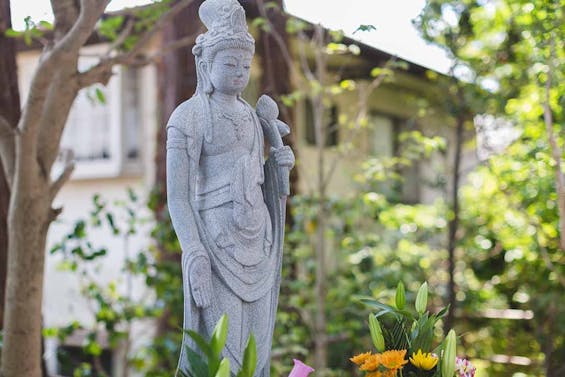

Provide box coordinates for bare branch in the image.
[0,116,15,187]
[0,116,12,136]
[49,149,75,199]
[77,60,114,88]
[296,30,316,82]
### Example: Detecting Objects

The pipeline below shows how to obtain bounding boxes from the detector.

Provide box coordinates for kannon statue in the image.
[166,0,294,375]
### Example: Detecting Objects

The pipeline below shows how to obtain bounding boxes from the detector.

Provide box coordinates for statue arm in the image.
[166,125,201,252]
[166,118,212,309]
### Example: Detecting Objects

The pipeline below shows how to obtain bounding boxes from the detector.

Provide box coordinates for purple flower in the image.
[288,359,315,377]
[455,357,476,377]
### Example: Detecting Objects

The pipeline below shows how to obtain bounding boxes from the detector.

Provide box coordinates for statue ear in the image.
[198,60,214,95]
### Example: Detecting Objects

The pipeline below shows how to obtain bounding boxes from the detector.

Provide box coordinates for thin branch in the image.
[112,0,194,65]
[49,149,75,199]
[321,59,396,191]
[296,30,316,82]
[255,0,300,78]
[0,115,12,135]
[133,32,202,66]
[104,17,135,58]
[0,116,16,187]
[78,0,197,89]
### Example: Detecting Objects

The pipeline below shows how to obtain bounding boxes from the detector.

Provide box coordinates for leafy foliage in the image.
[178,314,257,377]
[358,282,454,377]
[415,0,565,375]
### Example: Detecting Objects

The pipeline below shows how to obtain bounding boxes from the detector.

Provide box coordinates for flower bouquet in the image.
[350,282,476,377]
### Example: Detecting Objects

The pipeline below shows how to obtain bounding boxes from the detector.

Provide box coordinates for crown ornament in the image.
[194,0,255,59]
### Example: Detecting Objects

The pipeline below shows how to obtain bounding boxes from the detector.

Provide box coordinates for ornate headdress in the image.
[192,0,255,142]
[193,0,255,61]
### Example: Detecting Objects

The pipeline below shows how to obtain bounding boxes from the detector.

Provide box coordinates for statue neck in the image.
[211,92,239,107]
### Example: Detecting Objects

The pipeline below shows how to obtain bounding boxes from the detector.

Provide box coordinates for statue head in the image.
[193,0,255,96]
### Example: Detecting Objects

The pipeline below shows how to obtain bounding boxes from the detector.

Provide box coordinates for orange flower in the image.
[380,349,408,370]
[350,351,372,366]
[360,354,381,371]
[366,371,397,377]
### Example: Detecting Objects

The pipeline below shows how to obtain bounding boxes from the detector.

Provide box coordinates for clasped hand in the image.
[189,256,212,309]
[272,145,295,168]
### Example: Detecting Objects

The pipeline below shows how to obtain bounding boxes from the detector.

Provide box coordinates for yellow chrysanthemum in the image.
[350,351,372,366]
[380,349,408,370]
[360,354,381,371]
[409,349,439,371]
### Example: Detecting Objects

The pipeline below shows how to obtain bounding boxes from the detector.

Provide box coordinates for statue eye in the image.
[224,63,236,68]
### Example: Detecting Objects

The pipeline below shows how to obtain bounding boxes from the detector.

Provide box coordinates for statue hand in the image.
[189,256,212,309]
[272,145,295,169]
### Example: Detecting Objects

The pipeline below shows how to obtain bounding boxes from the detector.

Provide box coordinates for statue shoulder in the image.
[166,96,206,160]
[166,96,206,137]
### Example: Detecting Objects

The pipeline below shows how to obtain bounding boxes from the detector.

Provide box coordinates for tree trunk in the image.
[312,25,328,371]
[2,160,50,376]
[0,0,21,331]
[445,89,465,333]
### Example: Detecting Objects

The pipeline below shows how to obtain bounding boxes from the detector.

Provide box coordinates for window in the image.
[370,113,420,203]
[304,99,339,147]
[57,46,142,179]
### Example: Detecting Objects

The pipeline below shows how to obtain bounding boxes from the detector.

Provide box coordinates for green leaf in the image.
[38,20,53,30]
[185,346,208,377]
[4,29,22,37]
[184,329,213,361]
[210,314,228,358]
[98,15,124,40]
[359,297,401,318]
[368,314,385,352]
[395,281,406,310]
[214,358,230,377]
[353,24,376,34]
[23,32,32,46]
[441,330,457,377]
[370,67,394,78]
[435,305,450,319]
[95,88,106,104]
[415,282,428,314]
[237,334,257,377]
[73,220,86,239]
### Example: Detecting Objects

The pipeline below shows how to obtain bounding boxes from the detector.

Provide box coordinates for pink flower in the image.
[289,359,315,377]
[455,357,476,377]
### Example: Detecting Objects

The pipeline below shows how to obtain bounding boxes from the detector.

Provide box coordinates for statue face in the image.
[209,48,253,96]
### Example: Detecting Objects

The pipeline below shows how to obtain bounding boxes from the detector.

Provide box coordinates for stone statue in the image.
[165,0,294,375]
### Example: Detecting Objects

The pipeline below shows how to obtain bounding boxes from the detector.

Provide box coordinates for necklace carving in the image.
[214,103,251,141]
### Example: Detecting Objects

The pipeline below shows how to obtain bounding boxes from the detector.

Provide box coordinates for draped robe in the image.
[166,95,286,376]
